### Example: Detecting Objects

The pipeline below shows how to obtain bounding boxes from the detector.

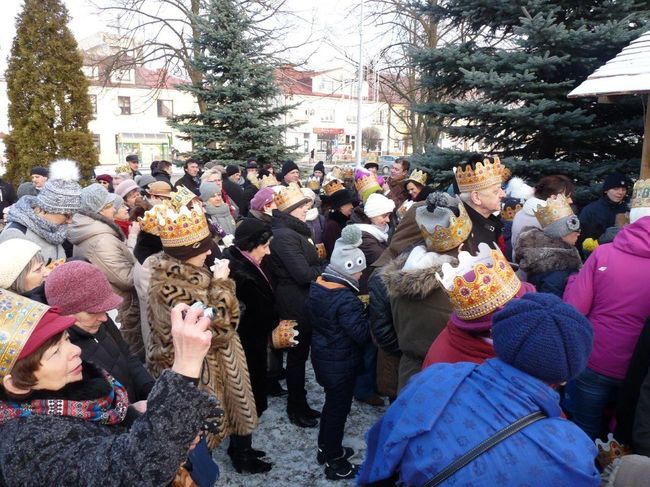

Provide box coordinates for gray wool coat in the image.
[0,371,217,487]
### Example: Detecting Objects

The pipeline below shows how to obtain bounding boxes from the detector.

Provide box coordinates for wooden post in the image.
[641,94,650,179]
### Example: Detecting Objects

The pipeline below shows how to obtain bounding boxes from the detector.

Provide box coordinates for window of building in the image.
[372,110,385,125]
[118,96,131,115]
[89,95,97,115]
[92,134,101,153]
[111,69,133,83]
[346,112,357,124]
[157,99,173,118]
[318,79,334,93]
[320,108,335,122]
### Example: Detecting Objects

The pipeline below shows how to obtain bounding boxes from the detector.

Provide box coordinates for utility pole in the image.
[355,0,364,165]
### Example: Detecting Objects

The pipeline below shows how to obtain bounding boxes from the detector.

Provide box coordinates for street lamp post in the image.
[355,0,364,165]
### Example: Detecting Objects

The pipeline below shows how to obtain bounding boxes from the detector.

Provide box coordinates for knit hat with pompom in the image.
[36,159,82,214]
[329,225,366,277]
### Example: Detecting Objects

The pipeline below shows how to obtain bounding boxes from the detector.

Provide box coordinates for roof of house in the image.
[568,30,650,98]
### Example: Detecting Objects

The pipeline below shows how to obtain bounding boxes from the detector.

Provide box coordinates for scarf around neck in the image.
[323,264,360,292]
[354,223,389,242]
[0,369,129,426]
[6,196,69,245]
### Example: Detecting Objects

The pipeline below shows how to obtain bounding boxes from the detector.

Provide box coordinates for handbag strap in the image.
[423,411,547,487]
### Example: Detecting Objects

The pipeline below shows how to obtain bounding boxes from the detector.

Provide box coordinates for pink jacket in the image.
[564,217,650,380]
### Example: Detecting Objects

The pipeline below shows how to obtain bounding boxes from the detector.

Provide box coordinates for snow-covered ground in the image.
[212,362,387,486]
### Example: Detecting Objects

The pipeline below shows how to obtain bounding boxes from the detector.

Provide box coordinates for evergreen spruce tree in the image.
[412,0,650,203]
[170,0,294,165]
[5,0,97,184]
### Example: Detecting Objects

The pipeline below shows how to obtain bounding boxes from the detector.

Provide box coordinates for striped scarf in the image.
[0,371,129,426]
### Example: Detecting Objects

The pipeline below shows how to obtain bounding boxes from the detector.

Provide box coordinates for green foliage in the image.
[170,0,295,166]
[413,0,650,205]
[4,0,97,185]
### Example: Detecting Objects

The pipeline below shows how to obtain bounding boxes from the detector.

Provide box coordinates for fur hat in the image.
[0,239,42,289]
[364,193,395,218]
[492,292,593,383]
[505,176,534,201]
[329,225,366,277]
[234,218,272,251]
[36,159,81,214]
[80,183,111,213]
[45,261,124,315]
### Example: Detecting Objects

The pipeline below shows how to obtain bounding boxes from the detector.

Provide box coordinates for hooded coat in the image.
[0,369,217,487]
[564,216,650,380]
[67,211,142,359]
[358,359,600,486]
[382,249,456,391]
[147,254,258,447]
[515,227,582,297]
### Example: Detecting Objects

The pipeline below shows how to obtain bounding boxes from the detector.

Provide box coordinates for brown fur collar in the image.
[380,249,457,300]
[516,227,582,275]
[149,253,212,293]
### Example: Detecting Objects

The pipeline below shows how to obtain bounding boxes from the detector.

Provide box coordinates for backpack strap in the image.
[423,411,547,487]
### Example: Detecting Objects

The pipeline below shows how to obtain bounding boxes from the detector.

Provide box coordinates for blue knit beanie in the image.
[492,293,593,384]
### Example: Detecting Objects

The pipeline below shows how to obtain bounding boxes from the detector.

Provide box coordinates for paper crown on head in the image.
[341,166,354,180]
[274,183,309,212]
[455,156,504,193]
[323,167,344,186]
[406,169,427,187]
[631,179,650,209]
[354,168,382,204]
[416,195,472,253]
[436,243,522,321]
[500,201,523,221]
[259,174,280,189]
[533,193,575,228]
[323,180,345,197]
[307,176,321,191]
[114,161,132,174]
[139,189,210,247]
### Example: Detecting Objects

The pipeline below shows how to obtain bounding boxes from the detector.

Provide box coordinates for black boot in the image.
[324,456,358,480]
[317,445,354,465]
[303,403,321,419]
[287,410,318,428]
[230,449,273,474]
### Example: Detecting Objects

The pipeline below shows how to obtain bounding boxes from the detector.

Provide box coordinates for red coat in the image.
[422,321,495,368]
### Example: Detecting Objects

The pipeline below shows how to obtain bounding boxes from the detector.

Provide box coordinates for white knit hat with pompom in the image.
[36,159,82,214]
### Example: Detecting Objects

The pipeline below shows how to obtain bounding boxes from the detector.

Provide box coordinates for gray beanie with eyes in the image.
[328,225,366,277]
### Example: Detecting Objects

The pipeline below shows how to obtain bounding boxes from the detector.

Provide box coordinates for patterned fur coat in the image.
[147,254,258,447]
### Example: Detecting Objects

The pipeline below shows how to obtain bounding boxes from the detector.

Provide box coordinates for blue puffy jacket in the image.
[307,276,370,387]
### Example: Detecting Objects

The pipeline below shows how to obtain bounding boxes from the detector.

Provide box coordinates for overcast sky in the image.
[0,0,382,76]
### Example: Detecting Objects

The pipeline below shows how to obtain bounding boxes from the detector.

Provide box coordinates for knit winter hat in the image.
[313,160,325,174]
[534,194,580,239]
[329,225,366,277]
[234,217,272,250]
[45,261,124,315]
[36,159,82,214]
[225,165,241,178]
[199,181,220,203]
[112,193,124,211]
[137,174,156,189]
[281,160,300,178]
[364,193,395,218]
[80,183,112,214]
[250,186,276,211]
[31,166,49,177]
[603,172,629,192]
[492,292,593,384]
[0,239,42,289]
[115,179,140,199]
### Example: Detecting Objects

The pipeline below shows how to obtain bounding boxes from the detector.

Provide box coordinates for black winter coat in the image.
[223,246,277,415]
[151,168,172,185]
[68,318,155,402]
[0,369,217,487]
[578,196,628,249]
[308,276,370,388]
[268,210,323,321]
[322,210,349,257]
[174,172,200,196]
[0,178,16,214]
[223,178,248,216]
[463,201,503,251]
[368,268,399,356]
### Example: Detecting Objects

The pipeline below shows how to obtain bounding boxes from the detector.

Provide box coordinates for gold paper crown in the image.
[455,156,504,193]
[631,179,650,209]
[170,186,199,211]
[342,166,354,179]
[322,167,344,187]
[139,200,210,248]
[407,169,427,187]
[436,243,521,321]
[307,176,321,191]
[416,198,472,253]
[355,172,381,194]
[0,289,50,379]
[323,180,345,197]
[271,320,299,349]
[533,194,575,228]
[259,174,280,189]
[114,162,131,174]
[274,183,308,212]
[500,203,523,222]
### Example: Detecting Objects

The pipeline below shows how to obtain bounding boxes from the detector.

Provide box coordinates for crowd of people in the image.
[0,152,649,486]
